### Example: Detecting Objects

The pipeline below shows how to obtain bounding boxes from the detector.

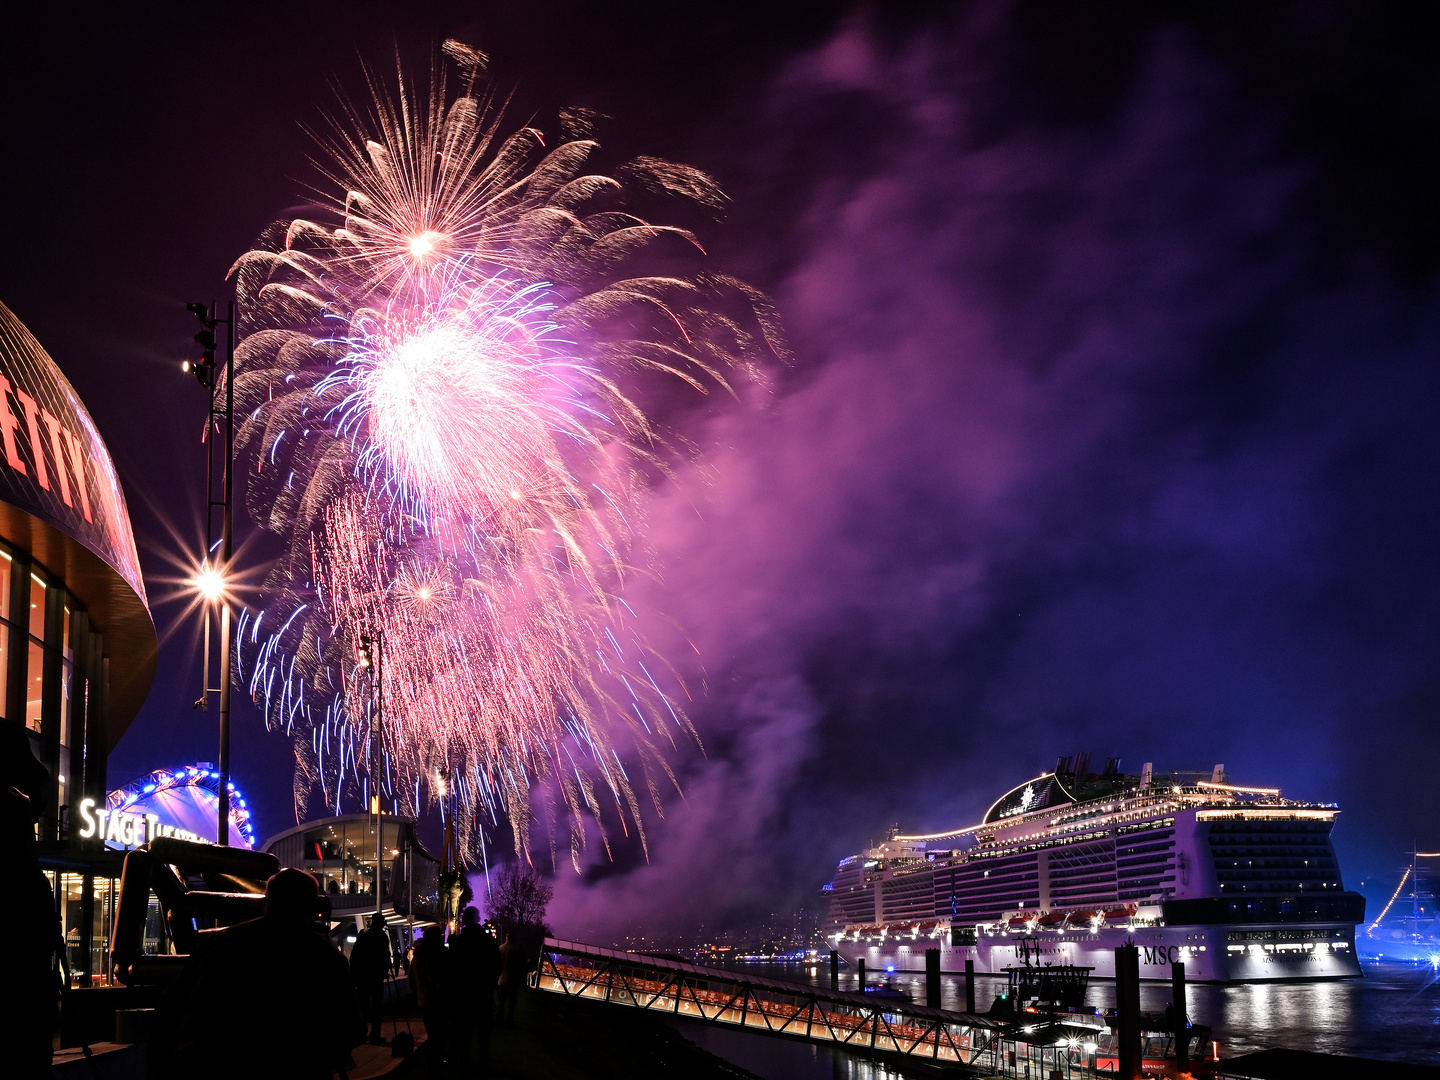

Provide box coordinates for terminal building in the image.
[0,300,158,986]
[261,813,441,932]
[2,298,436,990]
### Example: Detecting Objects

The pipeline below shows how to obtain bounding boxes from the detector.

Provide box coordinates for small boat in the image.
[862,982,910,1002]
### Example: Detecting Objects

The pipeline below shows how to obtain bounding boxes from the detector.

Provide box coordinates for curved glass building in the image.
[0,301,157,985]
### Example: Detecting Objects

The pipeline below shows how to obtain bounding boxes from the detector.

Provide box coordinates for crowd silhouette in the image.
[7,702,539,1077]
[149,877,528,1078]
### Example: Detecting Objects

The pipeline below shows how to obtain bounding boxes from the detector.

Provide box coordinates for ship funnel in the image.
[1210,763,1226,783]
[1140,762,1153,786]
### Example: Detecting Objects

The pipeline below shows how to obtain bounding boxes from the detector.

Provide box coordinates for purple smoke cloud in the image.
[553,11,1440,939]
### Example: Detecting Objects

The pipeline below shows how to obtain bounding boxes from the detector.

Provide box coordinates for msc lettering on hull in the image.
[1141,945,1181,967]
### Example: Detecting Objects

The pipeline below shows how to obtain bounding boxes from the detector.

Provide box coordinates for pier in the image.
[532,939,1235,1077]
[535,938,1004,1066]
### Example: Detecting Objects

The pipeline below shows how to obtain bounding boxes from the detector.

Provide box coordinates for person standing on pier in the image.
[496,931,526,1027]
[449,906,503,1072]
[154,868,362,1079]
[410,925,451,1076]
[351,913,393,1045]
[0,722,60,1075]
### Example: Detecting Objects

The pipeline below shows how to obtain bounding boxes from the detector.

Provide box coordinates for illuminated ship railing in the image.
[533,939,1003,1065]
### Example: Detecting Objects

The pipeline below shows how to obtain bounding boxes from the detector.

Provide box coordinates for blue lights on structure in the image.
[105,763,256,846]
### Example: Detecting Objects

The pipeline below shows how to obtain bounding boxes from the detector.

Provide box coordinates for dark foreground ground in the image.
[478,989,762,1080]
[54,987,763,1080]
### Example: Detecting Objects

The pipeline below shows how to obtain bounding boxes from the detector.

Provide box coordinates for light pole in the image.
[184,300,235,845]
[358,633,384,923]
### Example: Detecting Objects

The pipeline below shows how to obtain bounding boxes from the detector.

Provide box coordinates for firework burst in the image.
[229,42,786,865]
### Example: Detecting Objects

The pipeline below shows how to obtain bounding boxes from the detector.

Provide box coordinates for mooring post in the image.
[964,957,976,1014]
[1173,960,1188,1074]
[830,949,840,991]
[925,947,940,1008]
[857,957,866,990]
[1116,944,1141,1080]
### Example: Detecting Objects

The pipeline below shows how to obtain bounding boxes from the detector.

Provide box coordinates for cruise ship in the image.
[822,757,1364,982]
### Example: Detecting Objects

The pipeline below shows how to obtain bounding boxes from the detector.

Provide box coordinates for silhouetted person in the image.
[496,931,525,1027]
[448,906,503,1073]
[350,913,392,1044]
[155,868,362,1079]
[393,933,407,977]
[410,925,450,1075]
[0,722,59,1074]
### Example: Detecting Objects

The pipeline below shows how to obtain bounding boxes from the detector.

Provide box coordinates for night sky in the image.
[3,2,1440,940]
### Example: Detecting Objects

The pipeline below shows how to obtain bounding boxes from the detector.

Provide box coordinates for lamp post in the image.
[184,299,235,845]
[358,633,383,923]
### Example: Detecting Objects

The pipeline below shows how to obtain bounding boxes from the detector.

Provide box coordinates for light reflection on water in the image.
[669,960,1440,1080]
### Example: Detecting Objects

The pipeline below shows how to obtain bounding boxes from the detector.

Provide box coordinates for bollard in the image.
[1173,960,1188,1073]
[925,948,941,1008]
[857,957,866,989]
[965,957,976,1014]
[830,949,839,991]
[1115,944,1141,1080]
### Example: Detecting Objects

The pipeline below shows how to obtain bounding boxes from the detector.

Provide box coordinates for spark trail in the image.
[229,41,786,864]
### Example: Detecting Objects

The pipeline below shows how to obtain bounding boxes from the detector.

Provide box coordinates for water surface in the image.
[668,959,1440,1079]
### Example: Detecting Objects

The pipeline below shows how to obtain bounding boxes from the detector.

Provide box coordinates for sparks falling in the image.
[229,41,786,864]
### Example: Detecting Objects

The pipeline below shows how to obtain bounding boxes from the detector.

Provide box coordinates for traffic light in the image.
[186,302,218,387]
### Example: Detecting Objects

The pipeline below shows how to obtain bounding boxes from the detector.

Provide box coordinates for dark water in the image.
[667,960,1440,1080]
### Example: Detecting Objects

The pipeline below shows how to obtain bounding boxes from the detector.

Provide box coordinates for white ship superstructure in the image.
[823,758,1364,982]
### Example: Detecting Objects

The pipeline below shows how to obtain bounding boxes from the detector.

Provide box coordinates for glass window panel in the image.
[25,638,43,731]
[60,658,72,746]
[28,572,45,641]
[61,872,84,986]
[92,877,114,986]
[0,622,9,721]
[143,895,167,956]
[62,603,72,662]
[0,548,10,620]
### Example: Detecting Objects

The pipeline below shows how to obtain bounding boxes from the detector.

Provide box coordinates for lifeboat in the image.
[1037,911,1067,927]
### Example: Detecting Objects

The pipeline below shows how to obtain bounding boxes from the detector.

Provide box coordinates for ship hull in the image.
[829,922,1361,983]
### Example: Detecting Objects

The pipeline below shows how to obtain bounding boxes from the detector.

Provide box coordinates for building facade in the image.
[261,813,441,932]
[0,301,157,986]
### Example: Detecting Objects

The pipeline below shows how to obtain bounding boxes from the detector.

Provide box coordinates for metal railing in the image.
[534,939,1003,1067]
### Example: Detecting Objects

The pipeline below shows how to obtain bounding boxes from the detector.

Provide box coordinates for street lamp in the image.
[359,633,384,923]
[193,562,225,603]
[183,300,235,844]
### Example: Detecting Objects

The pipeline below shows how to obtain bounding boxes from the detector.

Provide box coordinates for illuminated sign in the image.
[100,764,256,849]
[0,302,146,603]
[77,796,209,849]
[983,775,1069,824]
